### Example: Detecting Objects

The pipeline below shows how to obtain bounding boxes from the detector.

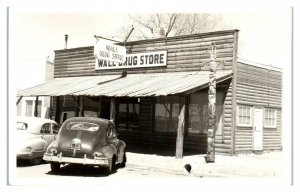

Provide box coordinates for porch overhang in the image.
[17,70,232,97]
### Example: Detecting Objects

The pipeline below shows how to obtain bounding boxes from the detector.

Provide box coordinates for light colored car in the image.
[43,117,126,174]
[16,116,59,165]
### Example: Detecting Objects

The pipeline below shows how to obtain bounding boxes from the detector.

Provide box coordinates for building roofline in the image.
[237,58,282,72]
[54,29,239,52]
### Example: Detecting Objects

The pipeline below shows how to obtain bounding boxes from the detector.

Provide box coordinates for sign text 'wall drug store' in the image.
[95,51,167,70]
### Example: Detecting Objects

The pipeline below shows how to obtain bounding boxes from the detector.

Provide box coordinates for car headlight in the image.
[93,152,103,157]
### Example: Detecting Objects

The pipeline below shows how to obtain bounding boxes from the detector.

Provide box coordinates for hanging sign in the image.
[94,41,126,63]
[95,50,167,70]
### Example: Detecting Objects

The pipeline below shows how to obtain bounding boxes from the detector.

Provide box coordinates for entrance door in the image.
[253,108,263,150]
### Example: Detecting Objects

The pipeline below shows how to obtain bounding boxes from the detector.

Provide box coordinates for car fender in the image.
[20,137,48,152]
[118,140,126,152]
[45,140,58,153]
[93,144,117,159]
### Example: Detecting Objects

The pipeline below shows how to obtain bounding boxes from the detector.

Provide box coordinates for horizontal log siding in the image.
[263,109,282,150]
[235,62,282,152]
[235,127,253,152]
[215,81,233,154]
[54,31,237,78]
[236,62,282,108]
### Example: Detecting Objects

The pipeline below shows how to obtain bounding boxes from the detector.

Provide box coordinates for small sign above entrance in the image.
[94,41,126,63]
[95,51,167,70]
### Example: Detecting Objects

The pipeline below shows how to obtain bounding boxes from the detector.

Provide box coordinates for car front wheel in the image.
[120,152,126,168]
[50,162,60,172]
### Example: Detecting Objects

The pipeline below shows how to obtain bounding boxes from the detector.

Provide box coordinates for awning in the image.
[17,70,232,97]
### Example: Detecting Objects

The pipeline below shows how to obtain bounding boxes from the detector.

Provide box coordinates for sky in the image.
[8,3,292,89]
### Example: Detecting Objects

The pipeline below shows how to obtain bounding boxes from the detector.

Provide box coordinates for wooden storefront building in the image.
[17,29,282,156]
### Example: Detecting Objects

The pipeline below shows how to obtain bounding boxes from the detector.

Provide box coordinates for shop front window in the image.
[117,98,139,131]
[188,91,224,135]
[188,92,208,134]
[155,96,184,133]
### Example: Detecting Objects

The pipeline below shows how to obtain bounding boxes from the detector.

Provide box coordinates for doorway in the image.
[253,108,263,150]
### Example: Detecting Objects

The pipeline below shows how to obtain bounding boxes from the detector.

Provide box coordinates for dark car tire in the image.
[29,158,42,165]
[50,162,60,172]
[120,152,126,168]
[107,156,116,174]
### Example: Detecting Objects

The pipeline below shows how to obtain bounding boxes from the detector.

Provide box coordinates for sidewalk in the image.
[126,151,283,177]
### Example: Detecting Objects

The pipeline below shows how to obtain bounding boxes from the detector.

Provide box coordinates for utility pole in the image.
[205,43,217,163]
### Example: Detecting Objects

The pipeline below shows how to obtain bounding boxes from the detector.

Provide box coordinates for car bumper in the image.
[17,150,45,160]
[43,153,109,166]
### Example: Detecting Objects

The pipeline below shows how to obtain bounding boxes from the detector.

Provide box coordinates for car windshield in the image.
[17,122,28,130]
[66,122,99,132]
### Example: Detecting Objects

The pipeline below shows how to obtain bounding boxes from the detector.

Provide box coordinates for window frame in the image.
[236,105,253,127]
[264,108,277,128]
[41,123,52,134]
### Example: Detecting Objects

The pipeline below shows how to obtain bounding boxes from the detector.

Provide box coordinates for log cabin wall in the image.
[215,80,233,155]
[235,62,282,152]
[54,30,238,78]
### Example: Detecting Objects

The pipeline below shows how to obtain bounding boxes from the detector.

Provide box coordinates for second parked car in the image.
[16,116,59,165]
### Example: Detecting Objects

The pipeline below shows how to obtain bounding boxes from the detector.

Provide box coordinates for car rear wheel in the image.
[106,156,116,174]
[50,162,60,172]
[120,152,126,168]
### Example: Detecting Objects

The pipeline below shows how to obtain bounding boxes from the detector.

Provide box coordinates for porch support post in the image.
[110,97,116,122]
[34,96,39,117]
[98,96,102,118]
[205,44,217,163]
[16,96,23,105]
[55,96,60,123]
[176,105,185,159]
[79,96,84,117]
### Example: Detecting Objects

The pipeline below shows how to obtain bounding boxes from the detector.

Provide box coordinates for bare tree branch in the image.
[122,13,227,40]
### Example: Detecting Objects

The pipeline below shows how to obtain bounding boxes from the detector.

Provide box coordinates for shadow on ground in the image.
[45,164,121,177]
[16,159,48,167]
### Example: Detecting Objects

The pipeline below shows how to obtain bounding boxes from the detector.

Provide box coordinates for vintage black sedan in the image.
[43,117,126,174]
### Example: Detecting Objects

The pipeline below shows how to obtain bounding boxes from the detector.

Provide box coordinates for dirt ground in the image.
[126,150,285,177]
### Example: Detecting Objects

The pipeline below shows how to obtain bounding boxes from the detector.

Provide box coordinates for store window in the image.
[84,111,98,118]
[188,92,207,134]
[264,109,276,128]
[155,96,184,133]
[188,91,224,135]
[117,98,139,131]
[25,101,33,117]
[25,100,42,117]
[237,106,252,126]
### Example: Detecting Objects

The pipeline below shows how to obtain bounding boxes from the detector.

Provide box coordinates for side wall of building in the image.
[235,62,282,152]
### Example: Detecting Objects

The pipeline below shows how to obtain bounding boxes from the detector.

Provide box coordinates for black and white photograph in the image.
[1,0,299,192]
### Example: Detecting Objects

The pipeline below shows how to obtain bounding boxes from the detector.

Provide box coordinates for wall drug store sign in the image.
[94,42,167,70]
